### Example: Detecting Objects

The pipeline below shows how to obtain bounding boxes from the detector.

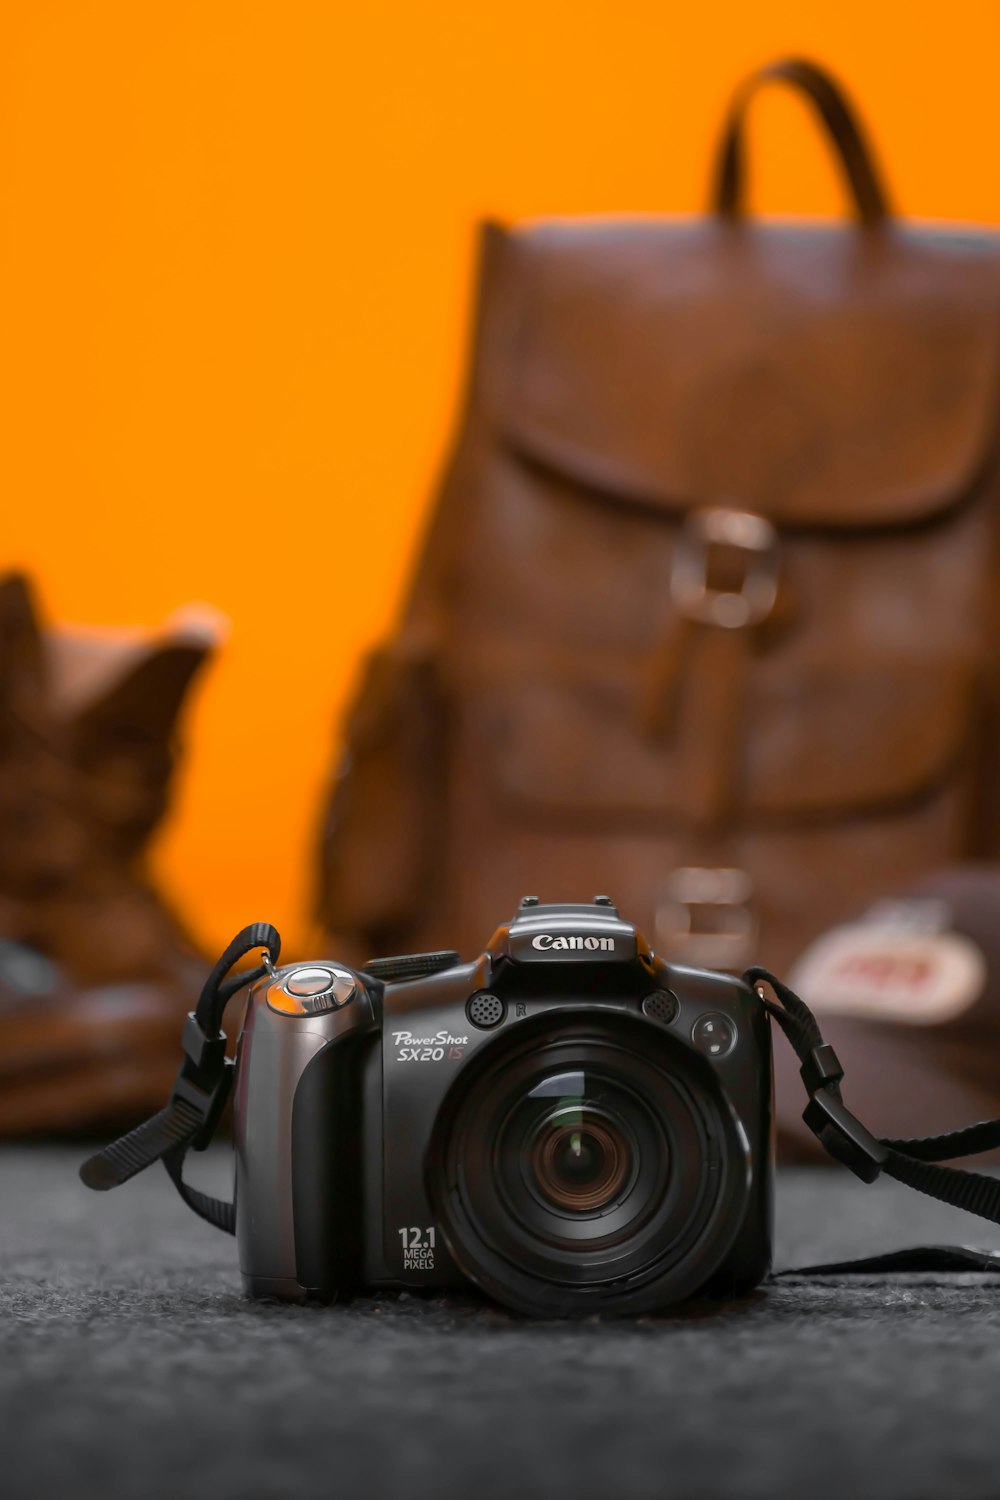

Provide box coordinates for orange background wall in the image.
[1,1,998,956]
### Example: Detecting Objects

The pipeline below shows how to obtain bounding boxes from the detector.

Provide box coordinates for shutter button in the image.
[268,965,357,1016]
[287,967,340,997]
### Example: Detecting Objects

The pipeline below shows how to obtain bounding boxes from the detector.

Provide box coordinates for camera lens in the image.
[492,1066,662,1255]
[427,1010,750,1317]
[528,1107,632,1213]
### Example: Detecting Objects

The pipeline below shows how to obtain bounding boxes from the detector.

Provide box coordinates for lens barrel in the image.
[426,1010,749,1317]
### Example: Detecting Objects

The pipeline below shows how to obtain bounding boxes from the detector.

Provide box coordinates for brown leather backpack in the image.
[318,58,1000,976]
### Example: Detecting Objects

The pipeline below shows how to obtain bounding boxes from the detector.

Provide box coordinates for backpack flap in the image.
[482,219,1000,529]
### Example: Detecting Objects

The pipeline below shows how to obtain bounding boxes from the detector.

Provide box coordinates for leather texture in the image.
[318,59,1000,976]
[0,573,215,1135]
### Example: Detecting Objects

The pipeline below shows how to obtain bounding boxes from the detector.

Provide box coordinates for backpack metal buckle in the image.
[655,866,758,971]
[670,507,779,628]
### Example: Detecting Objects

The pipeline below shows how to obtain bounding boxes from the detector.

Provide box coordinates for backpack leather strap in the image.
[711,56,892,227]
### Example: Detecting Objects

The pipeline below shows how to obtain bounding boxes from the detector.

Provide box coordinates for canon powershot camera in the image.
[231,896,772,1316]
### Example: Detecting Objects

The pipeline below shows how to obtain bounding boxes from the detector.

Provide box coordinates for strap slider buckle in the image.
[172,1061,235,1152]
[803,1089,887,1185]
[174,1012,234,1151]
[800,1042,844,1095]
[181,1011,227,1076]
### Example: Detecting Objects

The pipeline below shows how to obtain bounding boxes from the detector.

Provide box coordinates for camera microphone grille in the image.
[641,990,680,1024]
[467,993,505,1029]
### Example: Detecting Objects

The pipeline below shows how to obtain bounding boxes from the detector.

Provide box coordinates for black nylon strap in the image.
[747,966,1000,1231]
[194,920,281,1036]
[744,965,833,1083]
[881,1119,1000,1161]
[882,1148,1000,1224]
[775,1246,1000,1278]
[79,922,281,1233]
[163,1142,237,1234]
[79,1096,206,1191]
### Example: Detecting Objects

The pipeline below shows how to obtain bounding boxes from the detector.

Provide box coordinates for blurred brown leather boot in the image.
[0,573,220,1136]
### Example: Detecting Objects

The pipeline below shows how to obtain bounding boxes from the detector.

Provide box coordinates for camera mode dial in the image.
[363,951,461,983]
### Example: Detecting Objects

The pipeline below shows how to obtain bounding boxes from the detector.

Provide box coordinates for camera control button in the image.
[691,1012,738,1059]
[287,967,339,998]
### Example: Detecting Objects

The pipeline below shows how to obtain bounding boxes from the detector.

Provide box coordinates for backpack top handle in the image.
[710,56,893,228]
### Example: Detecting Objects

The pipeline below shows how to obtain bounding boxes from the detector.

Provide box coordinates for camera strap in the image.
[747,966,1000,1276]
[79,922,281,1234]
[747,966,1000,1214]
[79,936,1000,1275]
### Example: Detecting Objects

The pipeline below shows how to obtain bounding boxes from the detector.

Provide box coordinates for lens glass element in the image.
[529,1105,633,1213]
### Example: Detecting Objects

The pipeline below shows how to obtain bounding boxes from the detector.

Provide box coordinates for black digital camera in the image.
[234,897,773,1316]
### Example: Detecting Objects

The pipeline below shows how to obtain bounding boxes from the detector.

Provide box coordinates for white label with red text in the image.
[789,917,985,1026]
